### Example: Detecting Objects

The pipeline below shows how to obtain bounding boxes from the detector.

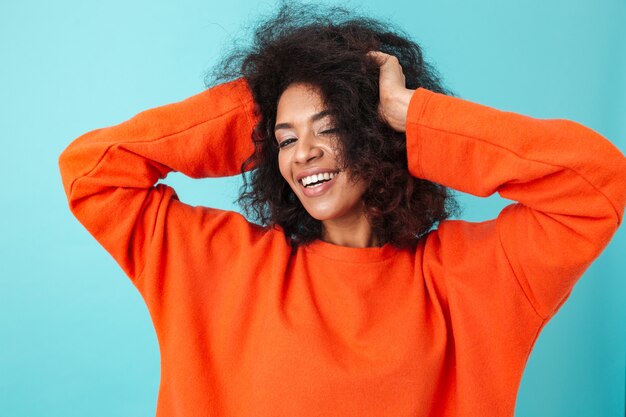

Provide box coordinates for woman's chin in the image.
[303,204,366,225]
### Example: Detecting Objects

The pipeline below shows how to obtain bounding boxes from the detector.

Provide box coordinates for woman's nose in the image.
[294,133,322,164]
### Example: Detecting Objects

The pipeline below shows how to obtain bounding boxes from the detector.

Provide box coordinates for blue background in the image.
[1,0,624,416]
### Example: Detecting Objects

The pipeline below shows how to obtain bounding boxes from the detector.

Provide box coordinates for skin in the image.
[274,51,415,248]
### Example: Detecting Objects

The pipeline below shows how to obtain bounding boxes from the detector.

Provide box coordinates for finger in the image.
[366,50,392,66]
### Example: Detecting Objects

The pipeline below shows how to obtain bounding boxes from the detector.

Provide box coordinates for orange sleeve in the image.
[407,88,626,319]
[58,79,258,282]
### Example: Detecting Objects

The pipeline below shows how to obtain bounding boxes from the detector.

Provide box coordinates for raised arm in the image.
[58,79,258,282]
[407,88,626,319]
[372,50,626,319]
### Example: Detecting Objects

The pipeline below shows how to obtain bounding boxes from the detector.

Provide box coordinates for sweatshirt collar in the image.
[302,239,401,263]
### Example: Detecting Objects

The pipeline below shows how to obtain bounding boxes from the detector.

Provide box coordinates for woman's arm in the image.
[407,88,626,319]
[58,79,258,282]
[372,51,626,319]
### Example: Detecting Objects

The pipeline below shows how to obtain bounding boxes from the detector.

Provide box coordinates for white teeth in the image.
[300,171,338,187]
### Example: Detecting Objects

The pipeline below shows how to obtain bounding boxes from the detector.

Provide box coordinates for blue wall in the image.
[1,0,624,416]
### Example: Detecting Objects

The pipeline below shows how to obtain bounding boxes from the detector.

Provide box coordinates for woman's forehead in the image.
[276,83,331,124]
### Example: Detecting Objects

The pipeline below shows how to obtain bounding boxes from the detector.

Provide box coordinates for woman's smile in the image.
[297,169,340,197]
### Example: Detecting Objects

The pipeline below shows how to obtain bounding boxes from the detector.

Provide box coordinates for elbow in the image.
[564,119,626,227]
[606,146,626,227]
[58,143,83,201]
[58,135,94,204]
[616,161,626,226]
[58,145,74,199]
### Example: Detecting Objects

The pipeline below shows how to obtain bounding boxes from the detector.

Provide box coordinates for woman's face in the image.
[275,83,368,223]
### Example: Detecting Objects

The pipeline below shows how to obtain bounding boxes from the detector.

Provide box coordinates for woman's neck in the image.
[321,212,379,248]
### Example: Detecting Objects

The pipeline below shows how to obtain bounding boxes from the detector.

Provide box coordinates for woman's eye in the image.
[278,138,296,149]
[320,128,338,135]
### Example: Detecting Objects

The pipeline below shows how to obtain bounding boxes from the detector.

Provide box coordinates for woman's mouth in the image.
[298,171,339,197]
[299,171,339,188]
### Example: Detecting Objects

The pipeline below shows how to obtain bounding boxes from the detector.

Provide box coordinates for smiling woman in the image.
[58,3,626,417]
[223,4,458,248]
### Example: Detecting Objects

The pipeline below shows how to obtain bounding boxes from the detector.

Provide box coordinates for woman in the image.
[59,5,626,417]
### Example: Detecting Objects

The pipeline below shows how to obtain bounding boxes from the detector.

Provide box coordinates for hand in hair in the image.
[367,51,416,133]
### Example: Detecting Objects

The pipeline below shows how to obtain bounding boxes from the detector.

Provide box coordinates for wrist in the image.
[386,88,415,132]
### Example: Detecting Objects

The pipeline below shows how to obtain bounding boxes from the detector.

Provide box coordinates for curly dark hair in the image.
[208,3,460,248]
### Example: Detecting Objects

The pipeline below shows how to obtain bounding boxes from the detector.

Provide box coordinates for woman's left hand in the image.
[367,51,415,133]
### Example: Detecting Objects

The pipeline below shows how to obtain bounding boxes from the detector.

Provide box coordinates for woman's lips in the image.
[299,172,338,198]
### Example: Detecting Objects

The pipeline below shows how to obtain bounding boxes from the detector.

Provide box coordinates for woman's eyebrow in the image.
[274,110,333,131]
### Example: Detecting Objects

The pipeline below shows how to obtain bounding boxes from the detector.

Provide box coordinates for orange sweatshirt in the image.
[59,79,626,417]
